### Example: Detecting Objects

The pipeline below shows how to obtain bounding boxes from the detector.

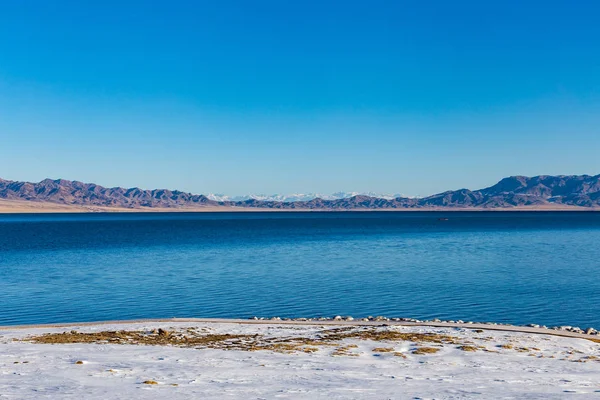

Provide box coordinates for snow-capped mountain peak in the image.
[206,192,407,203]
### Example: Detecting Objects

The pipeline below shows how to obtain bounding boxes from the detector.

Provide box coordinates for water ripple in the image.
[1,212,600,327]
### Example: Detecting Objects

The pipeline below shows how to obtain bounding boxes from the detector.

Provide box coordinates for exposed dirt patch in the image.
[332,345,360,357]
[372,347,395,353]
[27,329,257,349]
[23,326,484,356]
[412,347,440,355]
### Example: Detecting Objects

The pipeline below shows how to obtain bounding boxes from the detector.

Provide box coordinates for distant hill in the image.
[0,178,216,208]
[1,175,599,210]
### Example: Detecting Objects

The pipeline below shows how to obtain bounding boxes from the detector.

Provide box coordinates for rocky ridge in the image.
[1,174,599,209]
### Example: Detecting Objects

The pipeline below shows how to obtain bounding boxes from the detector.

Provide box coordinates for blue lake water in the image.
[1,212,599,328]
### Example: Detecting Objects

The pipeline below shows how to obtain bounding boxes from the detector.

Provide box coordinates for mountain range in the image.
[1,175,600,210]
[205,192,406,203]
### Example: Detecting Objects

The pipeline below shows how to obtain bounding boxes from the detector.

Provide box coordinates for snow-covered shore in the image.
[2,320,600,399]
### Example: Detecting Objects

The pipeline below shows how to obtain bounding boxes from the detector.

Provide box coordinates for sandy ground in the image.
[0,199,596,213]
[2,319,600,399]
[0,199,241,213]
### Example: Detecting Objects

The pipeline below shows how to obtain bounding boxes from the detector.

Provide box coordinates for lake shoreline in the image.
[2,317,599,341]
[1,198,599,213]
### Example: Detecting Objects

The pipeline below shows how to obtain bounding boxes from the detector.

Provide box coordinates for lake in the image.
[1,212,599,328]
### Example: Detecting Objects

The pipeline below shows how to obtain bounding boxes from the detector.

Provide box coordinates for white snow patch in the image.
[206,192,408,202]
[1,322,600,399]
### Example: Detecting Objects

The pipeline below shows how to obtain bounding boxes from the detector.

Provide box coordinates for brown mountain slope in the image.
[1,175,599,210]
[0,178,217,208]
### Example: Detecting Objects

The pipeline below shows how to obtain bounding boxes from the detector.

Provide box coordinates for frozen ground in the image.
[1,321,600,399]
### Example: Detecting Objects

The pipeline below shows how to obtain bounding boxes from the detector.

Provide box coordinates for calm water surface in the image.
[1,212,599,327]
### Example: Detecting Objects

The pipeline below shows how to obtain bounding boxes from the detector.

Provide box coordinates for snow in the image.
[2,321,600,399]
[205,192,408,203]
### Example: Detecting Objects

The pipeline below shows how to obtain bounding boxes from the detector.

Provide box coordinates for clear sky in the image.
[0,1,599,196]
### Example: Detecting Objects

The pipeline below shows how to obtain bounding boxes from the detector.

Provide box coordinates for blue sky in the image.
[0,1,599,196]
